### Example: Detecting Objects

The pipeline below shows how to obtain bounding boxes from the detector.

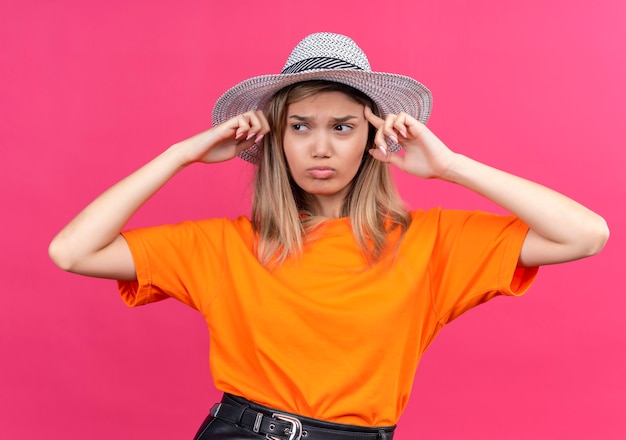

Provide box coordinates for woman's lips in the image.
[308,167,335,179]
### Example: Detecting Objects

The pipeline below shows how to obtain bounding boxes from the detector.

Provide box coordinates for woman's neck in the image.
[310,194,346,218]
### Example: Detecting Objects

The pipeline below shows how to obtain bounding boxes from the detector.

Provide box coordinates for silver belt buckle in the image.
[266,412,303,440]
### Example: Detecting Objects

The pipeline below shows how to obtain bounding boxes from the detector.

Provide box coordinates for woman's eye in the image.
[334,124,351,132]
[292,124,306,131]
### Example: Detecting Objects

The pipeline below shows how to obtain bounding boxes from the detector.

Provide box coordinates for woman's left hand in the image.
[364,106,457,180]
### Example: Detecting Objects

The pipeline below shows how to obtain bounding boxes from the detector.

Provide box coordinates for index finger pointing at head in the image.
[254,110,270,134]
[364,106,384,128]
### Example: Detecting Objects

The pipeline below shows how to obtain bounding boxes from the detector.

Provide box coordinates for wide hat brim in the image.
[212,68,433,164]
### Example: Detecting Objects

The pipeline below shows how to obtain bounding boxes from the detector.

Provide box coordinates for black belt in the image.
[210,393,395,440]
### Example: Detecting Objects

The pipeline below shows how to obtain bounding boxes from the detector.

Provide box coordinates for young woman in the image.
[49,33,609,440]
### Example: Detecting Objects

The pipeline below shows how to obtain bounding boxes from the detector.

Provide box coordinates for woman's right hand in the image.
[176,110,270,165]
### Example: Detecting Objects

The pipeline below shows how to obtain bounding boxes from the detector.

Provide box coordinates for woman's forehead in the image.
[288,91,365,115]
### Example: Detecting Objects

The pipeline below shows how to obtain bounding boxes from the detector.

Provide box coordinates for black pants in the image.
[194,393,395,440]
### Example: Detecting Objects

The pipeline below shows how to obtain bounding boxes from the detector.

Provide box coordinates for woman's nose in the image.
[311,132,332,158]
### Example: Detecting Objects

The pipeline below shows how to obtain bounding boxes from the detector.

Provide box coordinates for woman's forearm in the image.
[443,154,609,266]
[48,145,188,273]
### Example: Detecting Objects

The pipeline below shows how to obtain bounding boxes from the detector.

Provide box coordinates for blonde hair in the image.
[251,81,410,265]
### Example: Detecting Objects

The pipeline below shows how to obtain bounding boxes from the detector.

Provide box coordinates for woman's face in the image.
[282,91,369,216]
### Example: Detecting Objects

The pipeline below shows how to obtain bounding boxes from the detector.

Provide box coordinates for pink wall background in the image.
[1,1,624,438]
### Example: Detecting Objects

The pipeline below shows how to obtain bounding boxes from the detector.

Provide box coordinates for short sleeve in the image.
[428,210,538,324]
[117,219,230,311]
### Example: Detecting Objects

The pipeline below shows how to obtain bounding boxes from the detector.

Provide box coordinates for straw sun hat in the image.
[212,32,432,163]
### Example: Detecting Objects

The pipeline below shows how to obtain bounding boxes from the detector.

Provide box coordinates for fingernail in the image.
[378,145,387,155]
[235,132,244,140]
[389,135,399,144]
[399,130,407,138]
[255,134,264,144]
[246,132,256,141]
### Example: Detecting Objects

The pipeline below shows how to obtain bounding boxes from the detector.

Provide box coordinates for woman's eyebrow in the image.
[288,115,311,121]
[287,115,359,122]
[331,115,359,123]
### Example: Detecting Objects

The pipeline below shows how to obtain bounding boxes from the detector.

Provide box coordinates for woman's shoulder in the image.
[408,207,515,222]
[125,215,253,242]
[406,206,443,225]
[191,215,253,234]
[406,207,520,237]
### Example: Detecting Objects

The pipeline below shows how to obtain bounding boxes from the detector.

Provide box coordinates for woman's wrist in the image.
[165,137,206,170]
[437,153,469,184]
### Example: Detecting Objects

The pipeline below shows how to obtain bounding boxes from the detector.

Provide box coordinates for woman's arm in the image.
[364,107,609,267]
[440,155,609,267]
[48,111,269,280]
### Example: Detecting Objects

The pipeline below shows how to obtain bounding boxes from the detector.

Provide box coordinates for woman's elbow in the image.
[577,215,610,258]
[48,234,87,273]
[48,236,74,272]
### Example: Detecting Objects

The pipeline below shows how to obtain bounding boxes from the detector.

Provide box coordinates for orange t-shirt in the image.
[118,208,537,426]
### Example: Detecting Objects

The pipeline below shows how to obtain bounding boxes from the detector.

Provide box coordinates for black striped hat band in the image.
[281,57,364,74]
